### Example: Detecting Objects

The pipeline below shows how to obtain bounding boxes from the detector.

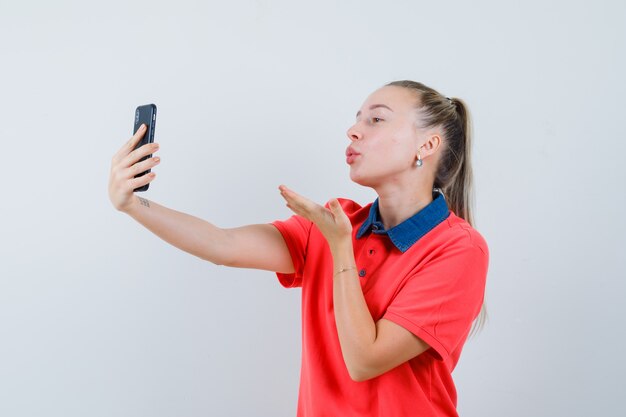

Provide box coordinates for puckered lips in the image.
[345,146,361,165]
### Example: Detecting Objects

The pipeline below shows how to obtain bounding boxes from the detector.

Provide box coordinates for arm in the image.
[124,195,295,272]
[331,241,430,382]
[276,186,430,382]
[108,125,294,273]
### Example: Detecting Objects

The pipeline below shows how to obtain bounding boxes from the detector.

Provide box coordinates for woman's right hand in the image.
[108,124,161,213]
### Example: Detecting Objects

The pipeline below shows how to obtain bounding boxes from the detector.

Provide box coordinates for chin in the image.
[349,170,376,188]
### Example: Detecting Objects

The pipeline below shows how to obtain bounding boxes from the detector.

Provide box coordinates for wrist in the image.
[330,237,356,277]
[329,236,352,254]
[334,265,357,277]
[121,195,140,215]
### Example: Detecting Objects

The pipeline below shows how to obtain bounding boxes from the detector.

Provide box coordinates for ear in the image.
[418,133,442,158]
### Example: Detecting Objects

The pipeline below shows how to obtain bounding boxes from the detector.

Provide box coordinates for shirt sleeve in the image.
[382,242,489,361]
[269,214,314,288]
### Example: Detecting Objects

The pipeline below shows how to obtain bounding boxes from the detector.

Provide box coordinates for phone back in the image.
[133,104,157,192]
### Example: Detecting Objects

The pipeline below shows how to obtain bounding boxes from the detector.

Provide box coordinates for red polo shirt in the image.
[270,192,489,417]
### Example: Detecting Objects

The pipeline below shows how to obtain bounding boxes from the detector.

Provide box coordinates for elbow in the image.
[208,258,225,266]
[344,349,380,382]
[346,363,377,383]
[201,239,232,266]
[348,370,375,383]
[348,371,368,383]
[197,252,226,266]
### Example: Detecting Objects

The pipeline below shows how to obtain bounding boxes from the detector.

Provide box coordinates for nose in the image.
[346,124,362,142]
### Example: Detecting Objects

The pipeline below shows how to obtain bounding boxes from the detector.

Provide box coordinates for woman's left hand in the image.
[278,184,352,249]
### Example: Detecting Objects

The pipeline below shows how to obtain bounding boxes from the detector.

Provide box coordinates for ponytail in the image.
[386,80,487,336]
[442,97,474,227]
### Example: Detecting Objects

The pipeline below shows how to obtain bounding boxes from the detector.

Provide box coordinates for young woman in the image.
[108,80,489,417]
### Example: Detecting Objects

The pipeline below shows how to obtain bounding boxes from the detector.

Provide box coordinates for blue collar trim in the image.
[356,190,450,252]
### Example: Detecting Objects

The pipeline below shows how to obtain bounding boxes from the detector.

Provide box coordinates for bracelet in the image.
[334,266,357,276]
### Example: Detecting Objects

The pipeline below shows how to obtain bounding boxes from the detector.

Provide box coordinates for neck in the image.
[374,184,434,230]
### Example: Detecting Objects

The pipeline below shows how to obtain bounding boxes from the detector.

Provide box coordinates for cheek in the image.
[368,144,411,172]
[386,133,415,163]
[364,127,415,168]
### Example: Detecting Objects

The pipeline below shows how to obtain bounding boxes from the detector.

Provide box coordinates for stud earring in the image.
[416,152,423,167]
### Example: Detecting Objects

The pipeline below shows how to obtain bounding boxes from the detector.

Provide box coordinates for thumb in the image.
[330,198,343,214]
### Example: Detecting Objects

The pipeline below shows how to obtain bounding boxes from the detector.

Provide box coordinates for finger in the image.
[279,187,315,219]
[128,171,156,190]
[282,192,314,218]
[279,185,318,214]
[128,124,147,149]
[120,142,160,169]
[284,202,305,217]
[330,198,346,215]
[112,124,146,163]
[279,185,302,206]
[282,195,308,217]
[324,199,340,223]
[125,155,161,178]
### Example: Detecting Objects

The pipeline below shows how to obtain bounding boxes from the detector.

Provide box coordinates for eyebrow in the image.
[356,104,394,118]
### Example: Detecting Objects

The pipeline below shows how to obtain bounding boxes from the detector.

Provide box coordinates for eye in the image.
[372,117,383,123]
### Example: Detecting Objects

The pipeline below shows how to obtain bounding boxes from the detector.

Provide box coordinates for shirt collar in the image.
[356,189,450,253]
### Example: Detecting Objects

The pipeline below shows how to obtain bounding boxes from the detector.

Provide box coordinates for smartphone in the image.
[132,104,157,192]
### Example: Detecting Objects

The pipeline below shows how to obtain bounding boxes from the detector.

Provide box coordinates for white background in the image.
[1,1,624,416]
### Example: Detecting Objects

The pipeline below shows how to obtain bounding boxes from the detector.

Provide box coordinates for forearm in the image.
[331,241,376,380]
[124,195,231,265]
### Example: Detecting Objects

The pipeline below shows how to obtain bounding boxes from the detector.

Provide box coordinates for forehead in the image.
[362,85,418,111]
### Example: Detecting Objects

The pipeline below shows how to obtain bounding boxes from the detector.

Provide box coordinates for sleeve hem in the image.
[269,221,303,288]
[383,311,449,361]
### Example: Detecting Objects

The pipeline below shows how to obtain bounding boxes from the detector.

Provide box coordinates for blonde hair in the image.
[386,80,487,337]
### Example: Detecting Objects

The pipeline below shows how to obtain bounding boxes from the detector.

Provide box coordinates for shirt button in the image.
[359,269,366,277]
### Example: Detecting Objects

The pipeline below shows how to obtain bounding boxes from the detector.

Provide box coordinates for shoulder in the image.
[413,212,489,290]
[439,210,489,258]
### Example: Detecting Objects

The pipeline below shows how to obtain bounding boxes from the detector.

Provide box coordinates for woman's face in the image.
[346,86,424,188]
